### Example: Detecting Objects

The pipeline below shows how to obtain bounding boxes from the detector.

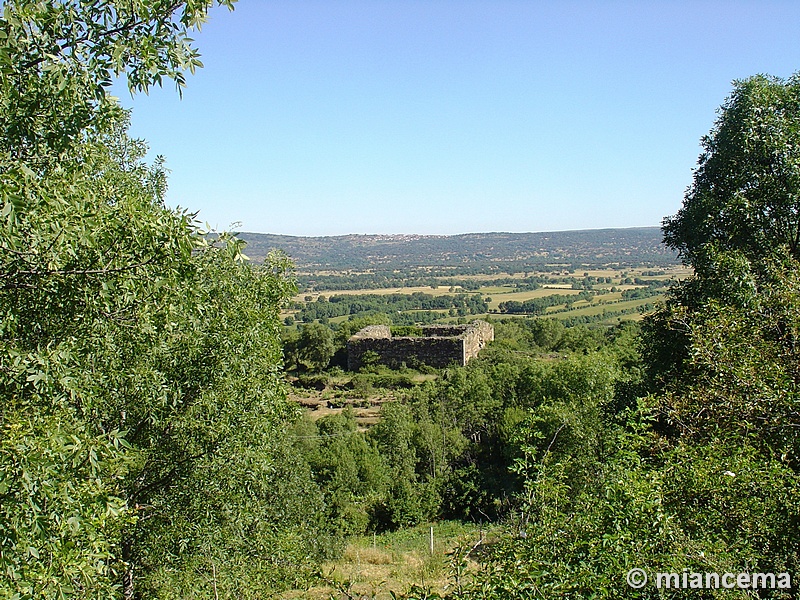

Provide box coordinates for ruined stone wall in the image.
[347,336,464,370]
[462,320,494,362]
[350,324,391,339]
[347,320,493,371]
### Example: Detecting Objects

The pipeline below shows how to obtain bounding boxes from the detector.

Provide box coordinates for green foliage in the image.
[0,0,234,166]
[487,318,613,356]
[663,73,800,264]
[0,2,335,597]
[297,292,487,323]
[432,73,799,600]
[0,108,311,595]
[448,411,797,599]
[369,403,427,530]
[652,256,800,468]
[498,291,593,315]
[287,322,335,372]
[527,317,565,350]
[440,74,797,600]
[301,410,389,537]
[0,407,133,599]
[352,347,628,528]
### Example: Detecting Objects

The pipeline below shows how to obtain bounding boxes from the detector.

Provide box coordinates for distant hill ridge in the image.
[239,227,677,270]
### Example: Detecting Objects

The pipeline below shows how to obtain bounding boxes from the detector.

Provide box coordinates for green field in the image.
[284,264,686,328]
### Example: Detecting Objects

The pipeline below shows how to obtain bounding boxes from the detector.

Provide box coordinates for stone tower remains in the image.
[347,320,494,371]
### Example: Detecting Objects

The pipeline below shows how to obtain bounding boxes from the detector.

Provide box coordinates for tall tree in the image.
[663,73,800,265]
[647,73,800,387]
[0,2,322,598]
[297,322,335,372]
[636,74,800,597]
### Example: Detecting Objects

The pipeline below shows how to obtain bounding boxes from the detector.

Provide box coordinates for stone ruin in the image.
[347,320,494,371]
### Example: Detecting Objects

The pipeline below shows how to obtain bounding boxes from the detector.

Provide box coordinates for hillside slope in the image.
[240,227,676,270]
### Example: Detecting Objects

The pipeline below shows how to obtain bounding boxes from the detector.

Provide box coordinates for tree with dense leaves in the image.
[663,73,800,265]
[635,74,800,598]
[1,0,234,166]
[646,73,800,388]
[297,322,336,372]
[0,2,328,598]
[650,73,800,472]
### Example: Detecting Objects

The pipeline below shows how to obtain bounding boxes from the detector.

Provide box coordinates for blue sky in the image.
[115,1,800,236]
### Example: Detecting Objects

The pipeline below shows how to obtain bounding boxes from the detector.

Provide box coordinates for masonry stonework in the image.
[347,320,494,371]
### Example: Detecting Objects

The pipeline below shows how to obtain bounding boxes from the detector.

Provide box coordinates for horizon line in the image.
[237,224,663,238]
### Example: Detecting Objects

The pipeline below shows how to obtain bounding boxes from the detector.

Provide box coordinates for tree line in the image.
[294,269,672,293]
[292,292,488,323]
[497,291,594,314]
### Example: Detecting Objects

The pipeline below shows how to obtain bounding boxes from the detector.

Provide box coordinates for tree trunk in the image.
[122,539,135,600]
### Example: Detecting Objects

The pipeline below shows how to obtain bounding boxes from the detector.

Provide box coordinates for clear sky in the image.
[114,0,800,236]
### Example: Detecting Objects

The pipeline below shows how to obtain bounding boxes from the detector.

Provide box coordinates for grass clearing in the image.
[279,521,495,600]
[594,291,624,302]
[549,295,663,319]
[476,285,517,294]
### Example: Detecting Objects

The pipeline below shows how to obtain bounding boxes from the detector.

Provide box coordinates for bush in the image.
[294,374,329,390]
